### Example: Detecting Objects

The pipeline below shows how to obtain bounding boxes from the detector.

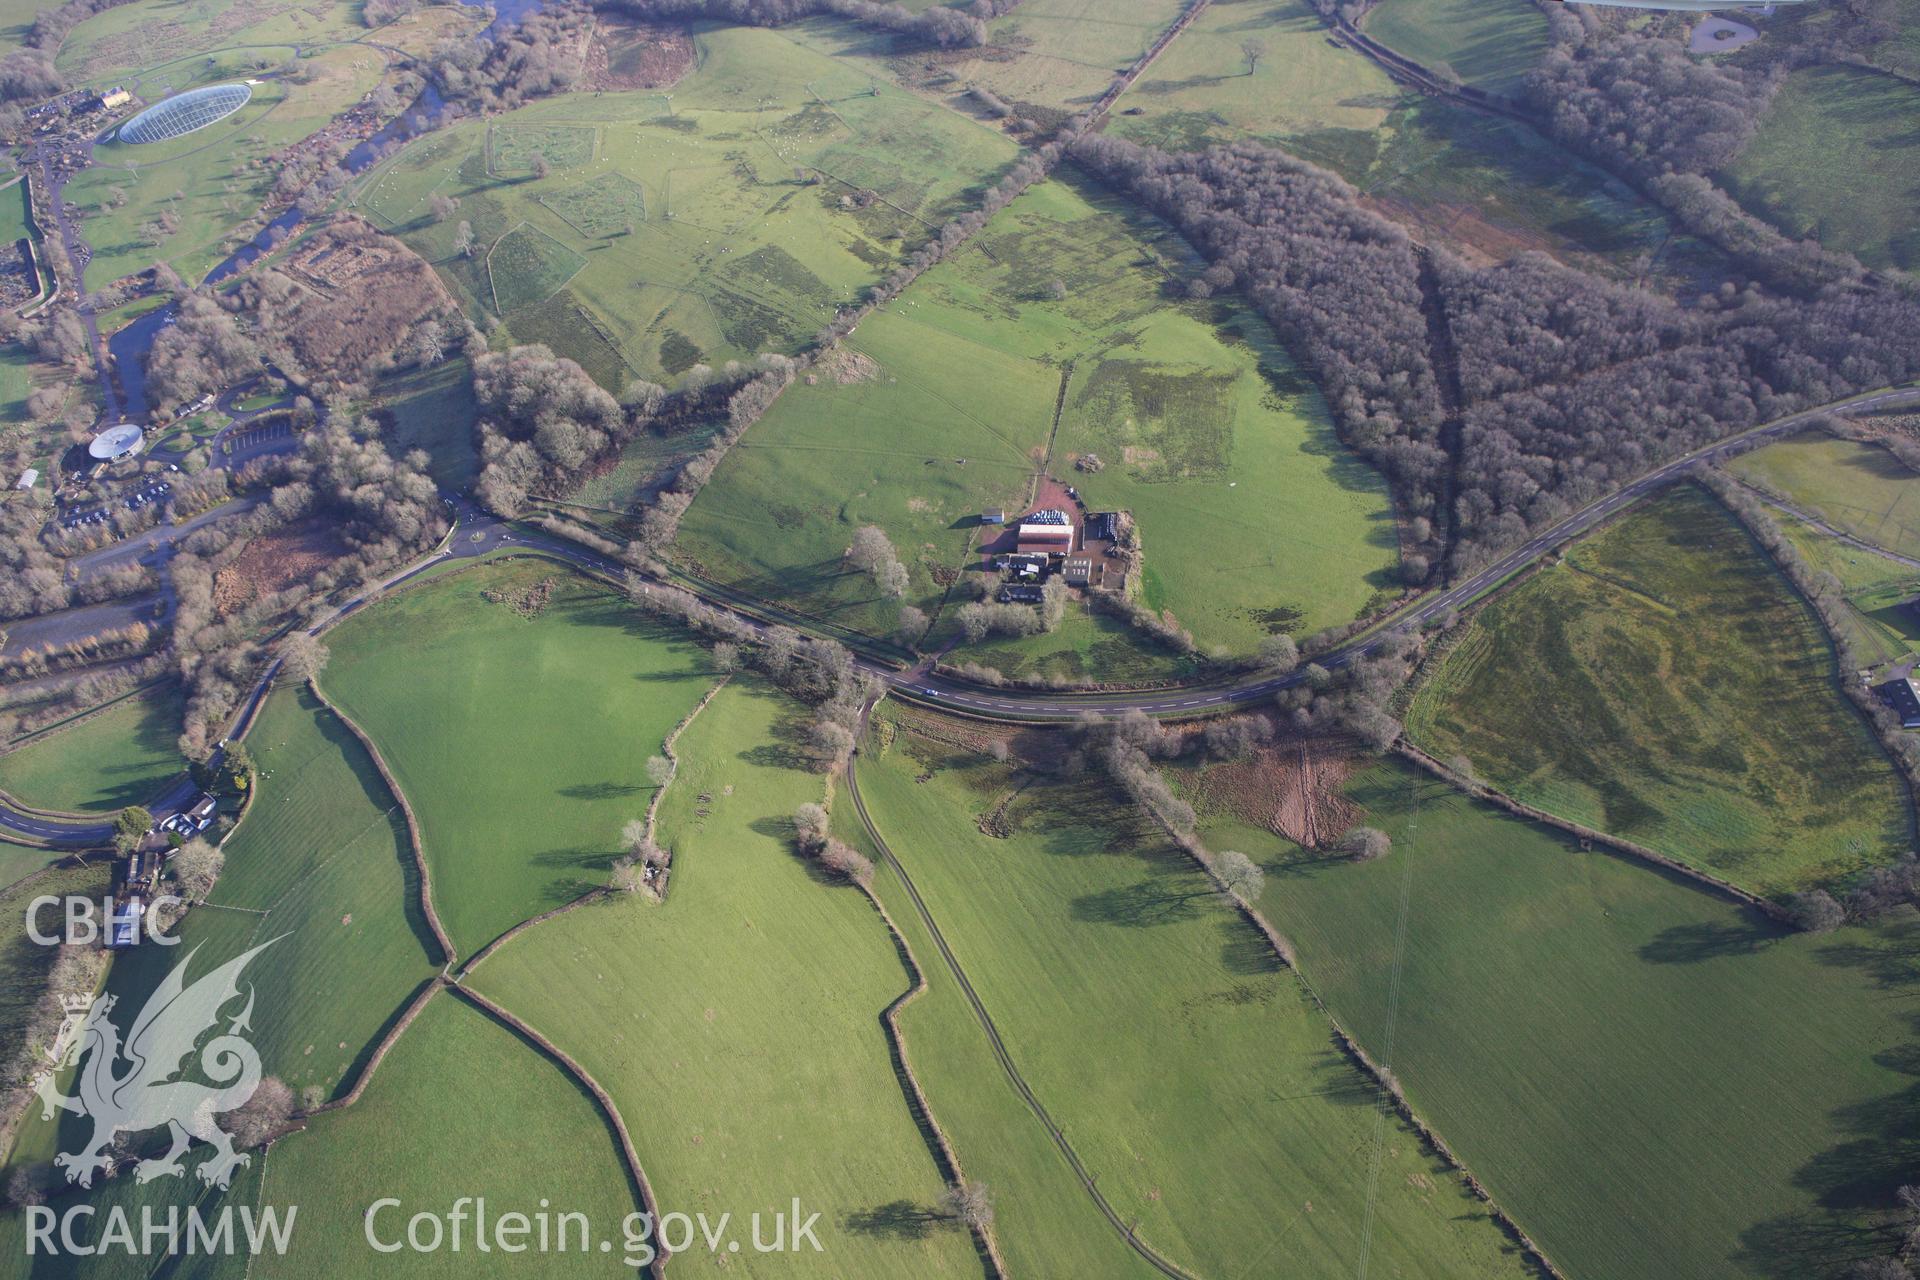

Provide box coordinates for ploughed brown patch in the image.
[586,15,695,91]
[1190,739,1362,851]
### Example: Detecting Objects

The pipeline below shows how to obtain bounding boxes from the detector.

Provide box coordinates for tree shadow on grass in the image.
[1071,878,1210,928]
[1637,916,1782,965]
[844,1200,951,1241]
[1736,931,1920,1277]
[558,780,644,800]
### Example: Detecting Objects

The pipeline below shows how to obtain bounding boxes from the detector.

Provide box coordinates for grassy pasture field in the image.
[319,558,717,959]
[828,807,1170,1278]
[0,683,183,813]
[0,0,43,56]
[70,42,392,289]
[778,0,1188,117]
[676,173,1399,654]
[854,711,1531,1280]
[474,680,981,1278]
[1361,0,1549,98]
[5,994,631,1278]
[1186,756,1920,1280]
[1115,0,1399,142]
[1405,488,1909,897]
[267,992,639,1278]
[1729,430,1920,561]
[1723,64,1920,273]
[953,600,1201,685]
[52,0,369,83]
[0,840,58,892]
[353,25,1018,385]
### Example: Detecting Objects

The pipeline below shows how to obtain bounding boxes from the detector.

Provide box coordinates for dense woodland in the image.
[1072,135,1920,571]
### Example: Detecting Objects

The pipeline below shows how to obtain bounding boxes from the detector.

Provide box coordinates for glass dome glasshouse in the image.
[116,83,252,145]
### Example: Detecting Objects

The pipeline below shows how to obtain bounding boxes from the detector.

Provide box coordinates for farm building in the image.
[981,509,1005,525]
[15,468,36,490]
[1085,511,1120,543]
[1875,676,1920,728]
[994,552,1050,578]
[1016,523,1074,555]
[1064,556,1094,586]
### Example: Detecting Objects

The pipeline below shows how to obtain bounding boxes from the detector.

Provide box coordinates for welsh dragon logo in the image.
[32,941,277,1190]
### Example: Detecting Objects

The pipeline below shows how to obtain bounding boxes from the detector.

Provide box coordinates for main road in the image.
[6,384,1917,847]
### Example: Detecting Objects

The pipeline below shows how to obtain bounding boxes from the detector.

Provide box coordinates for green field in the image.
[1730,430,1920,561]
[320,559,717,958]
[264,991,637,1277]
[0,861,108,1152]
[1114,0,1400,143]
[1189,756,1920,1280]
[1723,64,1920,272]
[677,174,1399,654]
[1362,0,1549,98]
[53,0,366,82]
[781,0,1188,118]
[0,684,183,814]
[488,122,595,175]
[0,840,57,892]
[473,680,981,1278]
[539,171,648,238]
[353,24,1018,383]
[1406,488,1910,896]
[854,711,1530,1279]
[485,222,588,313]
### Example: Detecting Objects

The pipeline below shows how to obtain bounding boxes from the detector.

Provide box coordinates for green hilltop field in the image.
[676,172,1401,655]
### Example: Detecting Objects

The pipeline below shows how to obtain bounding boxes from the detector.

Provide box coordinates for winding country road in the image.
[7,384,1918,848]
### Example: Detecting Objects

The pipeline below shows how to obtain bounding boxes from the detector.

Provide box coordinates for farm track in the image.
[843,748,1201,1280]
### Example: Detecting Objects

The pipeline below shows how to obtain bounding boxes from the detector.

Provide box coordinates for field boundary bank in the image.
[854,861,1009,1278]
[834,741,1009,1277]
[448,982,672,1279]
[1393,741,1792,922]
[310,974,447,1113]
[643,675,729,904]
[304,675,456,966]
[458,886,611,978]
[843,746,1202,1280]
[1123,766,1567,1280]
